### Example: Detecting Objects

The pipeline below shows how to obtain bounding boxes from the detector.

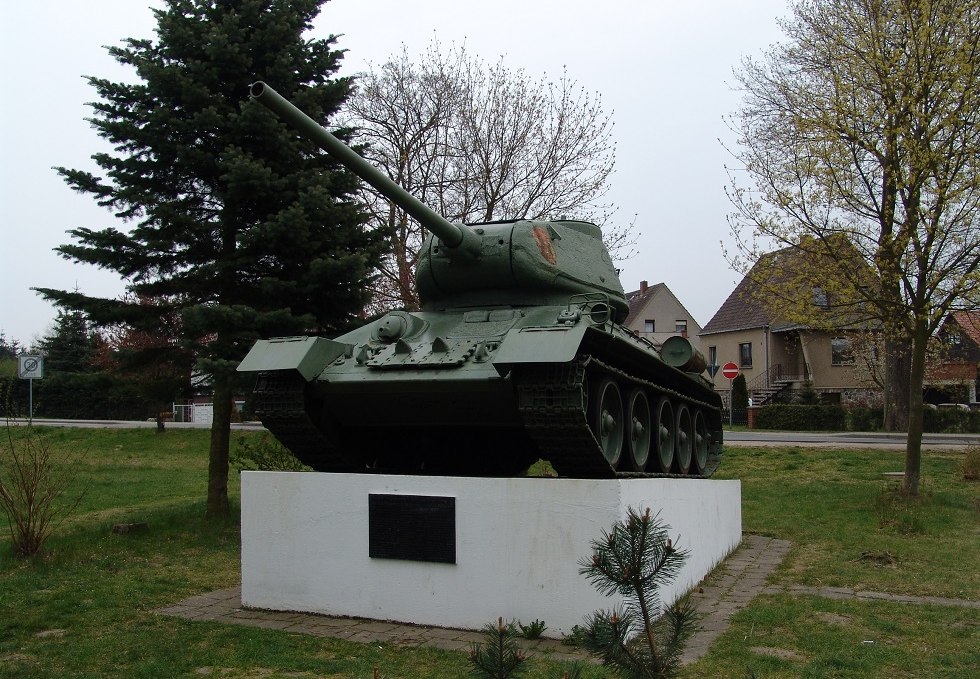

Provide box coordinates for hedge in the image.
[753,403,980,433]
[754,404,847,431]
[922,407,980,434]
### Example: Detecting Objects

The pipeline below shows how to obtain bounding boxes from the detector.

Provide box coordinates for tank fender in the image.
[491,324,588,375]
[237,336,349,381]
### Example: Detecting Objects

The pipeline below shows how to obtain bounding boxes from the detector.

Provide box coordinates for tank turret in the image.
[239,83,723,479]
[250,82,629,320]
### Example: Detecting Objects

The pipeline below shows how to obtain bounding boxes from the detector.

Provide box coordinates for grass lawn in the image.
[687,444,979,678]
[1,427,977,678]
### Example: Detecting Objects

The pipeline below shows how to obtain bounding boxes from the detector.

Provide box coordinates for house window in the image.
[644,319,655,333]
[708,346,717,369]
[831,337,854,365]
[739,342,753,368]
[944,330,961,346]
[675,320,688,336]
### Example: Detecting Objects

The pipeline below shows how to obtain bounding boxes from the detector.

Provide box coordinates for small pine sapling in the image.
[469,617,527,678]
[517,618,547,639]
[578,506,700,678]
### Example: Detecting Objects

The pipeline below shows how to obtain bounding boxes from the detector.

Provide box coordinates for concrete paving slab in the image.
[158,532,792,666]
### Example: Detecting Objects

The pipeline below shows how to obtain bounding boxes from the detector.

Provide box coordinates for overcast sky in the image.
[0,0,789,346]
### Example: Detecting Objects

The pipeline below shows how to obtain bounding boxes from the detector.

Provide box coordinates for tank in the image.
[237,81,723,478]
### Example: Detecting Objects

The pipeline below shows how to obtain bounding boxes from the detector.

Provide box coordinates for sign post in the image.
[721,362,740,425]
[17,355,44,422]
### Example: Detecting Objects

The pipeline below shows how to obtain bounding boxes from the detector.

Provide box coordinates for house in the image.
[699,246,878,406]
[624,281,703,351]
[925,311,980,404]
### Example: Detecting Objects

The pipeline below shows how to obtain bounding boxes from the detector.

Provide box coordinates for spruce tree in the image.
[36,309,98,374]
[35,0,384,517]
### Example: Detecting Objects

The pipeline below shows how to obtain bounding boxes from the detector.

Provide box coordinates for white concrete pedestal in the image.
[241,472,741,635]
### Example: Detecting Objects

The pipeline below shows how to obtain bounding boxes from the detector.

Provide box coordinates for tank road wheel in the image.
[590,378,624,468]
[674,404,694,474]
[625,388,652,471]
[653,397,675,473]
[692,408,710,475]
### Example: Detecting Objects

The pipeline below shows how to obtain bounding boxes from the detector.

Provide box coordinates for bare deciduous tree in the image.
[344,40,634,313]
[727,0,980,496]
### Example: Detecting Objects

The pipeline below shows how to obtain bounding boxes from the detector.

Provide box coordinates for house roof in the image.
[951,311,980,346]
[700,239,876,336]
[926,361,978,382]
[700,273,772,335]
[624,282,667,326]
[624,281,702,329]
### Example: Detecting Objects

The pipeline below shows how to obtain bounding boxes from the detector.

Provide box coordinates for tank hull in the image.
[240,302,723,478]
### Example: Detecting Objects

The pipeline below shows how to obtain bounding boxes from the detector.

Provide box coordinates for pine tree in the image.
[578,507,699,678]
[468,617,527,679]
[35,0,385,517]
[0,334,27,418]
[0,333,21,360]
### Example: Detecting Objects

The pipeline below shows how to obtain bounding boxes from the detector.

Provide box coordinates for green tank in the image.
[237,82,723,478]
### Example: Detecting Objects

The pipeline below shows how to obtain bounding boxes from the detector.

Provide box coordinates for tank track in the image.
[515,355,722,479]
[251,371,353,472]
[252,355,722,478]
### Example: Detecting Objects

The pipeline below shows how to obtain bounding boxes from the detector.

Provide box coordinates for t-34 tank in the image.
[238,82,723,478]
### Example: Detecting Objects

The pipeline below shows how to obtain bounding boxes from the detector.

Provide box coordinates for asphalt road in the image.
[8,417,979,449]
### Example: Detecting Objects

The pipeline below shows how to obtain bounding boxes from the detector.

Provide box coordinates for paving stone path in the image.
[679,535,792,664]
[156,533,976,666]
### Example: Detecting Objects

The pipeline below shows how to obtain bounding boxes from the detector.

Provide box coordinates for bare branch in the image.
[343,39,632,311]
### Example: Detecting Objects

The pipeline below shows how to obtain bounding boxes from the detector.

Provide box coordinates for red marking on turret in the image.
[531,226,557,265]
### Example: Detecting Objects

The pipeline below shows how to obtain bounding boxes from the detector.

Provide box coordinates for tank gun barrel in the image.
[249,81,469,250]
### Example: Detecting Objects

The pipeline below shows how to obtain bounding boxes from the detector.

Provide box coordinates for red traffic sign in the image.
[721,362,740,380]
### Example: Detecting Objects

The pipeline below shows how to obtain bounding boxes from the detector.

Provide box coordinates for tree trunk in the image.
[903,317,929,497]
[883,335,911,431]
[206,377,232,518]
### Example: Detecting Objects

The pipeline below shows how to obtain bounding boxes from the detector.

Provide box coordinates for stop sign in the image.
[721,362,740,379]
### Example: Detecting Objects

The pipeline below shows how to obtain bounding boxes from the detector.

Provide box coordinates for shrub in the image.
[732,374,749,410]
[0,424,84,557]
[794,381,822,405]
[230,433,310,472]
[960,445,980,481]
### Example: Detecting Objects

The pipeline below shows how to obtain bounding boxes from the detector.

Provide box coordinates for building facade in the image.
[699,249,878,405]
[624,281,703,352]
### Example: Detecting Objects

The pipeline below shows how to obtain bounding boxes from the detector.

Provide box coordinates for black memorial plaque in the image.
[368,494,456,564]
